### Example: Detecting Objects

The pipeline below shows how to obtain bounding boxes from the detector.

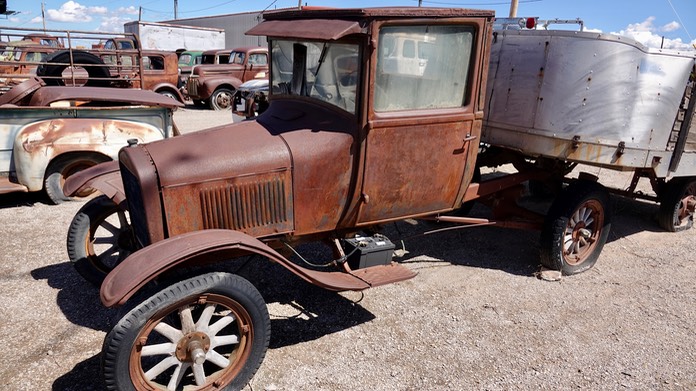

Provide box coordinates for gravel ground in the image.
[0,106,694,390]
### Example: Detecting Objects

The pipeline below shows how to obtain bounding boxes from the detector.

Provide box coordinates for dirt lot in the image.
[0,106,694,390]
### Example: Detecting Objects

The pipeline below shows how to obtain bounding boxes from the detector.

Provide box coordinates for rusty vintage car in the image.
[63,7,497,389]
[186,46,269,110]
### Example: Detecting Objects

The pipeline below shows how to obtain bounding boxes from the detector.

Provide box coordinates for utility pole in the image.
[41,2,46,31]
[509,0,518,17]
[174,0,178,19]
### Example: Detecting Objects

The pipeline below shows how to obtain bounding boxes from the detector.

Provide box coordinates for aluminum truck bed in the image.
[483,28,696,178]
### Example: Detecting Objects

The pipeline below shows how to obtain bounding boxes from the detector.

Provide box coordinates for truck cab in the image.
[82,7,494,391]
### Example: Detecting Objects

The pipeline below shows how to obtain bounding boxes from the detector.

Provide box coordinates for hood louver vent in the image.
[200,177,288,231]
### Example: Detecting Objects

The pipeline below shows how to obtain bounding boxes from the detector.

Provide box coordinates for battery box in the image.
[343,235,395,270]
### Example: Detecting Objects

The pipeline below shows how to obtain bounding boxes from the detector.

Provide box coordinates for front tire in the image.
[210,88,234,110]
[102,272,270,391]
[67,195,134,287]
[157,90,180,102]
[540,180,611,275]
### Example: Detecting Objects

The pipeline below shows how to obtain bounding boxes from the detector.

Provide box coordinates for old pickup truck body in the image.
[0,78,181,203]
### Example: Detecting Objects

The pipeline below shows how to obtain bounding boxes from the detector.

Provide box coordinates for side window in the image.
[25,52,44,62]
[248,53,267,66]
[145,56,164,70]
[402,40,415,58]
[119,40,134,50]
[375,25,475,112]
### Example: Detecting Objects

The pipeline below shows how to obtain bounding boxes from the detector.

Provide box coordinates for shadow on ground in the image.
[0,191,50,209]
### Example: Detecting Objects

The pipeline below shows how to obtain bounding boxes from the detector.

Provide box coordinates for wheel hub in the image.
[680,195,696,219]
[175,332,211,364]
[116,228,136,251]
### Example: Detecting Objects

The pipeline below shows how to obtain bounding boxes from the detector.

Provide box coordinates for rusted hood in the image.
[193,63,244,75]
[142,119,291,187]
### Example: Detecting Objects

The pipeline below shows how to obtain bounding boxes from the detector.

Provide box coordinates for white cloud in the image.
[661,21,680,33]
[98,16,135,33]
[625,17,655,32]
[613,17,694,50]
[46,1,93,23]
[44,1,109,23]
[90,6,108,15]
[117,6,140,16]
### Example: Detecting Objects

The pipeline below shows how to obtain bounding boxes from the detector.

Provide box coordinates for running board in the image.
[350,263,418,288]
[0,177,28,194]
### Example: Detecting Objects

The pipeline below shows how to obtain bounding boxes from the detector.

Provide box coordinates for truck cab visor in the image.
[246,19,364,41]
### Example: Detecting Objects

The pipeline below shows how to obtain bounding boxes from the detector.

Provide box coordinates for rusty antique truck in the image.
[186,46,269,110]
[63,7,499,390]
[61,7,696,391]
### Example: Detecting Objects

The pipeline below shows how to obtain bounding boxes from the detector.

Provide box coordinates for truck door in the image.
[244,51,269,82]
[358,23,481,224]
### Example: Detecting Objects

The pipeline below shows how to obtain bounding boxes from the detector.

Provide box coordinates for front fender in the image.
[201,78,242,96]
[63,160,125,205]
[100,229,370,308]
[152,83,186,102]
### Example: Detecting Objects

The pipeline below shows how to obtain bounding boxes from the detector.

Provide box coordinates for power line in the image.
[665,0,692,42]
[416,0,542,6]
[142,0,241,18]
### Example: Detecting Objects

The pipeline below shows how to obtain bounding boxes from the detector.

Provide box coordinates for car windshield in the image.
[178,54,193,65]
[270,39,360,114]
[229,51,245,65]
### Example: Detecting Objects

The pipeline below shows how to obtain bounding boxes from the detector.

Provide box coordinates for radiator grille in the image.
[200,177,288,230]
[187,78,199,97]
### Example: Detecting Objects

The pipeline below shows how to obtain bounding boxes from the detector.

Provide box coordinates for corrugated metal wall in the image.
[162,10,267,50]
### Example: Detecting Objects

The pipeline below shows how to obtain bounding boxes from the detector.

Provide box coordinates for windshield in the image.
[229,51,245,65]
[270,39,360,114]
[178,54,193,66]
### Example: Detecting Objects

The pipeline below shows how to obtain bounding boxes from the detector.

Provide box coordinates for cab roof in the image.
[247,7,495,40]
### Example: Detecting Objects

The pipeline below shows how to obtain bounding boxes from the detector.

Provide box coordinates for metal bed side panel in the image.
[483,29,696,173]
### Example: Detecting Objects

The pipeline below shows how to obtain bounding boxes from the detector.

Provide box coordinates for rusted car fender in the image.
[13,118,164,192]
[63,160,126,205]
[150,82,186,102]
[100,229,371,308]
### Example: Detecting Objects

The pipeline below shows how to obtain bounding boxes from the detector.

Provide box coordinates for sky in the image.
[1,0,695,50]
